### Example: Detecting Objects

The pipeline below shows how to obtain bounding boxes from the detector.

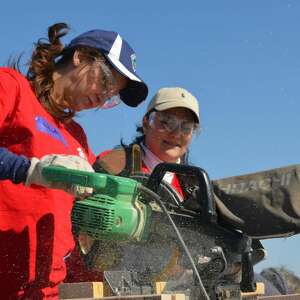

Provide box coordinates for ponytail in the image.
[27,23,73,121]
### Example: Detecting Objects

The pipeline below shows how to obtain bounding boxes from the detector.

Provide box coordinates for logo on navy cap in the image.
[130,53,137,72]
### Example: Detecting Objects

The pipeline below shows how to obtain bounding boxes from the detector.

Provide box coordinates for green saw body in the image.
[43,166,151,241]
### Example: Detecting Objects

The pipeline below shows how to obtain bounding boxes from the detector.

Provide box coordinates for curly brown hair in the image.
[27,22,108,122]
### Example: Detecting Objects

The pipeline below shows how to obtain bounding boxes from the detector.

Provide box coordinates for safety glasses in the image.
[148,111,197,136]
[99,61,122,109]
[101,94,121,109]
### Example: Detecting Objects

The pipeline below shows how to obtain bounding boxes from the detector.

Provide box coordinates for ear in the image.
[142,116,149,133]
[72,50,81,66]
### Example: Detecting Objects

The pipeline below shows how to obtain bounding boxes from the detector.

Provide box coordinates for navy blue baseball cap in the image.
[66,29,148,107]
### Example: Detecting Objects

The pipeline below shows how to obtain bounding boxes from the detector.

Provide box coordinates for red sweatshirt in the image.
[0,68,95,299]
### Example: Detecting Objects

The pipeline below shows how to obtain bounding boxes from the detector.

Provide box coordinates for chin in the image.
[162,153,181,163]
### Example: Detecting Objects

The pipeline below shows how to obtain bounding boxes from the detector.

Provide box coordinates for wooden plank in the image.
[59,282,185,300]
[258,294,300,300]
[242,282,265,298]
[60,296,160,300]
[60,294,185,300]
[59,282,104,299]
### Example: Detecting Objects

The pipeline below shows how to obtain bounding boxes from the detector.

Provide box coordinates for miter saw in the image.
[43,163,261,300]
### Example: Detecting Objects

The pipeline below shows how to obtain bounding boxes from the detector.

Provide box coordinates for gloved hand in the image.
[25,154,94,198]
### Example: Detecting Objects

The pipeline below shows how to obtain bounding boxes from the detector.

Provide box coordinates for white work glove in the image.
[25,154,94,198]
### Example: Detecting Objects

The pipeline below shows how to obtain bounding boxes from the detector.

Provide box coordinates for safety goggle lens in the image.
[149,111,195,135]
[101,95,121,109]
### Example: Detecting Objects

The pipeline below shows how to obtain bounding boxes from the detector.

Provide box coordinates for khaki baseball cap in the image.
[146,87,200,123]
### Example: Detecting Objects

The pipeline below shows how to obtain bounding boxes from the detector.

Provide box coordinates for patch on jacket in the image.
[35,116,68,147]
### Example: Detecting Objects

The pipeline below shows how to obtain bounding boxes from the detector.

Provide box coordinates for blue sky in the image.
[1,1,300,276]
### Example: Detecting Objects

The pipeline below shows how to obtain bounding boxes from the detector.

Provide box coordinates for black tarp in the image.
[213,164,300,238]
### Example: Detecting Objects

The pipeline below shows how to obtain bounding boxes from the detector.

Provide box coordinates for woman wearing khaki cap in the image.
[92,87,298,297]
[141,87,199,164]
[94,86,200,198]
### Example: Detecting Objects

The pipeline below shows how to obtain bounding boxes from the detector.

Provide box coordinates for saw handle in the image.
[42,166,140,196]
[146,163,217,223]
[42,166,107,189]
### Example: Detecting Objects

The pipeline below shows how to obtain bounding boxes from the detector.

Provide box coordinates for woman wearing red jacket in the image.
[0,22,147,299]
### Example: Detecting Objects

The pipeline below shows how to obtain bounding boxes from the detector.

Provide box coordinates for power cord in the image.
[139,184,210,300]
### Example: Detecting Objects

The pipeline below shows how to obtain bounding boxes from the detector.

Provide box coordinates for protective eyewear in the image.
[101,94,121,109]
[148,111,196,136]
[99,61,122,109]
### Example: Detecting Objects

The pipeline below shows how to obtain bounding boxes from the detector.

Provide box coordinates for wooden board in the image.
[58,282,185,300]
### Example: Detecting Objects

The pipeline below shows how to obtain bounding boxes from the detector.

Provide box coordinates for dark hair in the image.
[6,54,23,72]
[27,23,107,122]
